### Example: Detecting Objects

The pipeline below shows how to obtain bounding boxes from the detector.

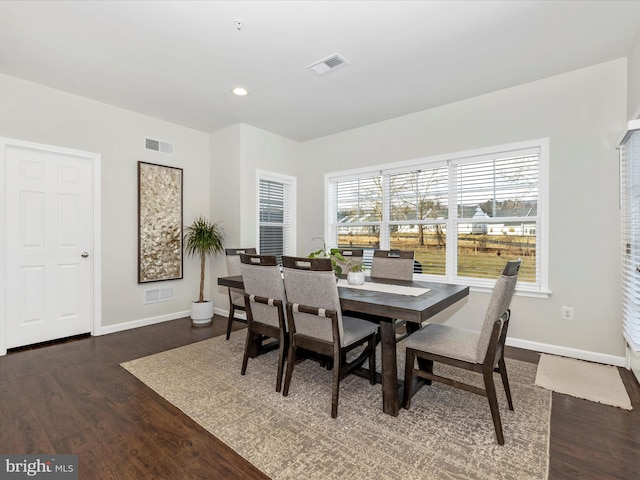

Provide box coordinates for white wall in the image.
[209,123,298,313]
[627,30,640,119]
[0,58,631,362]
[0,73,210,332]
[297,59,627,361]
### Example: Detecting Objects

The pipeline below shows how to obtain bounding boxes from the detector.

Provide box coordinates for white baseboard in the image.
[214,306,246,319]
[507,337,626,367]
[94,310,191,336]
[215,305,627,367]
[12,305,620,370]
[627,345,640,383]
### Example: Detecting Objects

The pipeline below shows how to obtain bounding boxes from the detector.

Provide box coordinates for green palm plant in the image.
[184,216,225,303]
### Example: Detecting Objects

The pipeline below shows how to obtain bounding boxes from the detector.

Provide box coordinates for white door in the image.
[3,143,94,349]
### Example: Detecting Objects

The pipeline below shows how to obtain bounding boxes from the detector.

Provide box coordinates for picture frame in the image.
[138,161,184,283]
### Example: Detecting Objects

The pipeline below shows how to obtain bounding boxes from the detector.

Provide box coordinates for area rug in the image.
[535,354,632,410]
[121,332,551,480]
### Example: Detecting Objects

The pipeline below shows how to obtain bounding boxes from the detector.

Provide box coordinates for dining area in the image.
[218,247,521,445]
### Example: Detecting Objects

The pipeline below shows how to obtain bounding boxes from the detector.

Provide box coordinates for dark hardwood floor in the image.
[1,316,638,479]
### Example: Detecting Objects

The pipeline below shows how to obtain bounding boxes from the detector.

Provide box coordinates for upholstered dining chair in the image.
[402,260,521,445]
[370,249,414,281]
[224,247,257,340]
[370,249,415,340]
[239,253,288,392]
[334,248,364,275]
[281,256,378,418]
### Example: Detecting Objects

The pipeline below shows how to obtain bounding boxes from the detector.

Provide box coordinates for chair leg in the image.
[276,335,287,393]
[240,327,253,376]
[226,304,235,340]
[483,369,505,445]
[498,358,514,411]
[403,348,415,409]
[368,337,376,385]
[331,355,341,418]
[283,343,296,397]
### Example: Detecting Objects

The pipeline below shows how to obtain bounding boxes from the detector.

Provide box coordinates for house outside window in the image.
[257,170,296,264]
[326,139,548,294]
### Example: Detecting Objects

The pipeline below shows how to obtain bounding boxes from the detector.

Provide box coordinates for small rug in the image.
[122,332,551,480]
[535,354,632,410]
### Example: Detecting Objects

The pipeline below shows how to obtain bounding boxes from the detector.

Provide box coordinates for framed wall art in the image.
[138,161,183,283]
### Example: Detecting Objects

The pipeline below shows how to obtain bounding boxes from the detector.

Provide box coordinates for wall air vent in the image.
[144,287,174,304]
[306,53,350,76]
[145,137,174,155]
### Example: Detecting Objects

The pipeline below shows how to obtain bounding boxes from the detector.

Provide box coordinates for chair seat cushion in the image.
[405,323,479,364]
[342,316,379,347]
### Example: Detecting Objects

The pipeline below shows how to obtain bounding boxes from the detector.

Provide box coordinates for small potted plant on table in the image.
[345,257,366,285]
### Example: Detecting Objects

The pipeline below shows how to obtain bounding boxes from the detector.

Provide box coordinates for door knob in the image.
[81,252,89,258]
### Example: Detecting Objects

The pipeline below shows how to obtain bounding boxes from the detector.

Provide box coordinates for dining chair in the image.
[224,247,257,340]
[402,259,521,445]
[370,249,415,340]
[281,255,378,418]
[370,249,414,281]
[239,253,288,392]
[333,248,364,275]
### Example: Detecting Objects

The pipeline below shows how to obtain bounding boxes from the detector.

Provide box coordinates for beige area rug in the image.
[121,332,551,480]
[535,354,632,410]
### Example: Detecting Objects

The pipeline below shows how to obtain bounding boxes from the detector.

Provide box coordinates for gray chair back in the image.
[370,249,414,281]
[334,248,364,274]
[282,256,345,344]
[225,248,256,303]
[240,254,286,329]
[476,260,521,363]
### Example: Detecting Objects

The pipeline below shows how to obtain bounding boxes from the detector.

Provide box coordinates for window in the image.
[257,171,296,264]
[619,123,640,353]
[326,139,548,293]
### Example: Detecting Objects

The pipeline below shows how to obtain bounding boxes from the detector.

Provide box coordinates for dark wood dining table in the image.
[217,274,469,416]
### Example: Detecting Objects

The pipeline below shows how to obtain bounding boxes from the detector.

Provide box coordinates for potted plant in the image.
[345,257,366,285]
[308,237,346,276]
[184,216,225,326]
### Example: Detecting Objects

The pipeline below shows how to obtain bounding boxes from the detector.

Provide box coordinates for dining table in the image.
[217,274,469,416]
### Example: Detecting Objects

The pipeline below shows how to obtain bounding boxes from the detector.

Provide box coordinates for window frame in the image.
[256,170,296,263]
[325,139,549,296]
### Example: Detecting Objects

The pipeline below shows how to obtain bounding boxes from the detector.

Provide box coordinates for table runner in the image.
[337,278,430,296]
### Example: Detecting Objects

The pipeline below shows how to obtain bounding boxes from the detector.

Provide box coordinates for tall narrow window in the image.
[619,124,640,354]
[258,171,296,263]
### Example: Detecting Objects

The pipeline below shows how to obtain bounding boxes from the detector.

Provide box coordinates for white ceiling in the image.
[2,1,640,142]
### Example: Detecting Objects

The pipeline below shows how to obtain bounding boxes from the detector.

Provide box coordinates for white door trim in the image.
[0,137,101,356]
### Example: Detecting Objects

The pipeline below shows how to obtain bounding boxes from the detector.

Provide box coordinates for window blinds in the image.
[259,177,294,263]
[620,125,640,352]
[328,143,542,286]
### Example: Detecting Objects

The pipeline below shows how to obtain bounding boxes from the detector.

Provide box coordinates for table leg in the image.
[379,320,400,416]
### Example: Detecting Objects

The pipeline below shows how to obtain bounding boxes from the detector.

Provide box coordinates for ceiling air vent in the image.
[306,53,349,77]
[145,137,174,155]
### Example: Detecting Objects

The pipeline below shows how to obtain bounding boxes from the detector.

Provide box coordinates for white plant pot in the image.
[190,300,214,326]
[347,271,365,285]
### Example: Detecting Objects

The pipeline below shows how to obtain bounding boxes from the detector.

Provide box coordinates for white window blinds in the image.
[619,124,640,352]
[258,172,296,263]
[326,139,547,291]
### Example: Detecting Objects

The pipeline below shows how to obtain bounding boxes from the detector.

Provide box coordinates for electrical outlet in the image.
[561,306,574,321]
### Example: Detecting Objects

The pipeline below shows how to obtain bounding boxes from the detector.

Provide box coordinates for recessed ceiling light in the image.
[232,87,249,96]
